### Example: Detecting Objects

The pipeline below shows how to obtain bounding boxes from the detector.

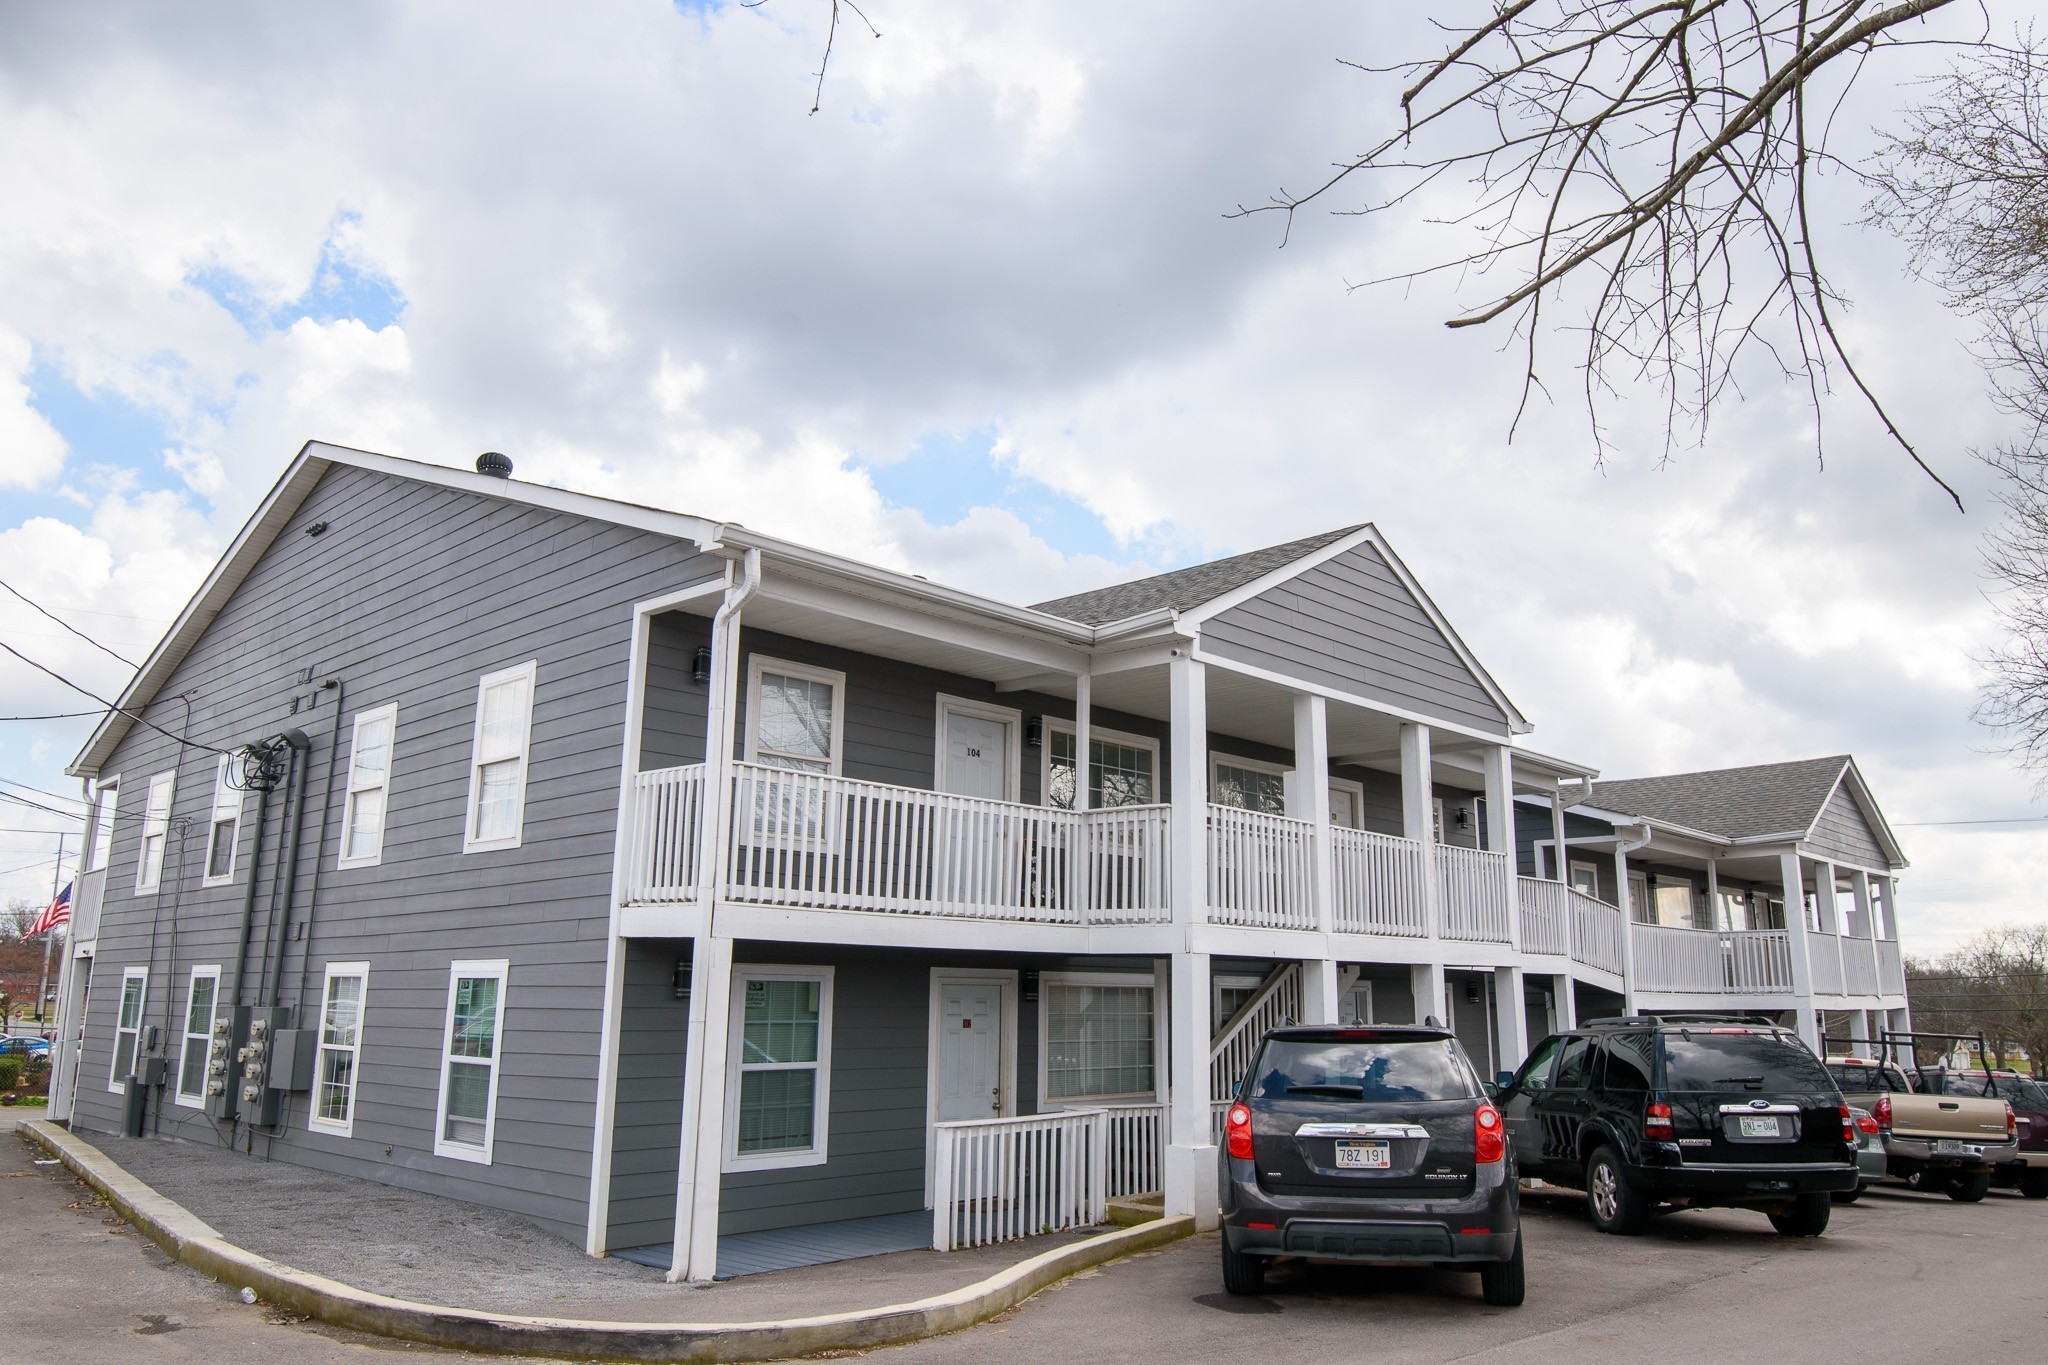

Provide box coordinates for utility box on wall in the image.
[267,1028,317,1093]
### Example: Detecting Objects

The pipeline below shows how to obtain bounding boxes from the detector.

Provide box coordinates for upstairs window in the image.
[340,704,397,868]
[1046,724,1158,809]
[465,663,535,853]
[746,658,844,774]
[135,770,175,893]
[86,777,119,872]
[202,756,245,887]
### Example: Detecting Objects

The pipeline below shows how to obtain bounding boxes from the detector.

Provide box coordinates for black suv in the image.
[1494,1017,1856,1237]
[1219,1025,1523,1306]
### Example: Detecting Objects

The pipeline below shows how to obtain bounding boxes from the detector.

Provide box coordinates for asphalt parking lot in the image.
[9,1115,2045,1365]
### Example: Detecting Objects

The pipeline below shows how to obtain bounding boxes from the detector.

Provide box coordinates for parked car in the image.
[1824,1057,2017,1202]
[1495,1017,1857,1237]
[1835,1106,1887,1203]
[0,1036,50,1061]
[1925,1069,2048,1200]
[1219,1024,1524,1306]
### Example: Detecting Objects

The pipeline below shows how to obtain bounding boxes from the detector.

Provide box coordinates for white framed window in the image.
[1628,870,1651,924]
[464,662,536,853]
[1044,721,1159,809]
[311,962,370,1138]
[135,770,175,892]
[1211,755,1289,815]
[86,776,119,872]
[1569,859,1601,899]
[1040,972,1159,1106]
[434,960,509,1163]
[174,965,221,1107]
[201,756,245,887]
[724,965,834,1172]
[1214,972,1264,1029]
[1341,978,1375,1025]
[1328,777,1367,830]
[745,657,845,774]
[339,704,398,868]
[108,966,148,1092]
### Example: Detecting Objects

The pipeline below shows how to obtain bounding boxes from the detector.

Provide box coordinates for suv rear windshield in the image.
[1662,1031,1834,1092]
[1252,1036,1478,1102]
[1939,1073,2048,1107]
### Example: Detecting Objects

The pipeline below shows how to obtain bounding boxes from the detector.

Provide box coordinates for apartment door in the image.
[1328,784,1362,830]
[936,981,1005,1122]
[937,703,1018,906]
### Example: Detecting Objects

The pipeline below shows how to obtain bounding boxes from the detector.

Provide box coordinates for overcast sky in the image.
[0,2,2040,956]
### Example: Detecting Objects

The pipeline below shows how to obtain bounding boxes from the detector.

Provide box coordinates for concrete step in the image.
[1106,1193,1164,1227]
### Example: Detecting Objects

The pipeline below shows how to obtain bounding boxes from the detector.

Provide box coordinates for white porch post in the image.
[1482,746,1518,950]
[1549,786,1568,882]
[1613,836,1640,1016]
[1409,963,1448,1027]
[1705,859,1721,930]
[1401,723,1438,940]
[670,933,734,1282]
[1779,851,1820,1050]
[1072,673,1092,813]
[1165,654,1217,1229]
[1851,869,1884,998]
[1293,693,1335,936]
[1493,965,1529,1076]
[1552,972,1577,1031]
[1301,959,1341,1025]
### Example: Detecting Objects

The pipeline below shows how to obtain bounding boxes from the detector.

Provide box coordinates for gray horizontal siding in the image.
[1200,542,1512,736]
[606,940,689,1251]
[70,460,717,1245]
[1803,785,1888,869]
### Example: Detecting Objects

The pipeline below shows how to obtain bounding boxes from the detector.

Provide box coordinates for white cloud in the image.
[0,326,66,489]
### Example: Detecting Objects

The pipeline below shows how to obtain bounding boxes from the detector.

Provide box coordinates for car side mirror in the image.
[1496,1070,1516,1091]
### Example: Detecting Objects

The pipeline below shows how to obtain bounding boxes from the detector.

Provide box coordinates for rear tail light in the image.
[1856,1114,1881,1136]
[1644,1100,1673,1141]
[2007,1101,2018,1138]
[1225,1102,1254,1160]
[1474,1104,1505,1163]
[1839,1104,1855,1145]
[1874,1095,1892,1128]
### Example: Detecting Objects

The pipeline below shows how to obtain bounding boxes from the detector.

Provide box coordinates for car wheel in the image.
[1479,1231,1525,1307]
[1767,1192,1831,1237]
[1584,1146,1649,1235]
[1220,1237,1267,1296]
[1831,1186,1862,1205]
[2019,1170,2048,1201]
[1948,1170,1992,1204]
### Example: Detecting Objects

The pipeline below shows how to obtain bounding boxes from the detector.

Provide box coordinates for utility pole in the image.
[34,833,66,1032]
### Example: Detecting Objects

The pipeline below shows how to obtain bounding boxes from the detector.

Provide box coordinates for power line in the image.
[0,710,108,721]
[0,790,83,821]
[0,638,222,757]
[0,578,138,667]
[1895,816,2048,827]
[0,777,85,809]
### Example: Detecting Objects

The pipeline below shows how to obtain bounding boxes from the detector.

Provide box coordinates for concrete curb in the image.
[21,1120,1193,1362]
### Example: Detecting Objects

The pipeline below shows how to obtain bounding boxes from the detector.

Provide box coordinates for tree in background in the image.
[1906,924,2048,1075]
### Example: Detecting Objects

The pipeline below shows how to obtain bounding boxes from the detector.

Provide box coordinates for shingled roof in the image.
[1590,756,1853,841]
[1032,525,1365,625]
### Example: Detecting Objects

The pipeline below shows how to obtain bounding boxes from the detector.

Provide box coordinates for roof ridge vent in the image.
[476,451,513,479]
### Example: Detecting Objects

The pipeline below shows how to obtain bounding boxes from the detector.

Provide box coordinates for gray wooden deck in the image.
[616,1209,932,1279]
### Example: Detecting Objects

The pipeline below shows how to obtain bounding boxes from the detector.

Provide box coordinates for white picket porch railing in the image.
[1075,804,1173,924]
[1633,925,1794,994]
[1572,890,1625,976]
[1842,938,1881,995]
[1331,828,1429,936]
[1101,1102,1167,1198]
[1206,805,1317,930]
[1878,938,1905,994]
[1210,964,1301,1101]
[1514,876,1573,956]
[932,1110,1108,1250]
[623,764,707,902]
[1436,846,1512,943]
[1808,931,1846,995]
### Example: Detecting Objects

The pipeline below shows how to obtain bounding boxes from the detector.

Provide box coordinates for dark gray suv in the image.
[1218,1024,1523,1306]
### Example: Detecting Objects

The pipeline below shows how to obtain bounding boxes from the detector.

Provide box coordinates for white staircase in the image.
[1209,963,1301,1100]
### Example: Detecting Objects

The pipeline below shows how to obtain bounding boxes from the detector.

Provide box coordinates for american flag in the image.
[28,882,70,938]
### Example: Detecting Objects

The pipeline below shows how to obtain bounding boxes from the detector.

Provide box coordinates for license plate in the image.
[1738,1116,1782,1138]
[1335,1140,1392,1169]
[1934,1140,1973,1156]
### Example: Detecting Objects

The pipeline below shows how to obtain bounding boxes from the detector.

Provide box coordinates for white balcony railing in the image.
[1572,890,1625,976]
[1075,804,1174,925]
[1842,938,1881,996]
[1634,925,1794,994]
[1808,931,1845,995]
[1514,877,1573,956]
[1332,828,1429,936]
[623,765,707,903]
[1101,1102,1168,1199]
[1436,846,1512,943]
[1878,938,1905,995]
[932,1109,1108,1251]
[68,867,106,943]
[1206,804,1316,931]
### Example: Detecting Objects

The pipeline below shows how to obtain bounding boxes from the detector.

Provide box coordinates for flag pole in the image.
[34,833,65,1032]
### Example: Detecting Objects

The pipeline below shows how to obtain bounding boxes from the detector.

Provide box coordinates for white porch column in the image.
[1164,654,1217,1229]
[1493,965,1529,1076]
[1292,694,1335,935]
[1400,723,1438,941]
[1778,851,1820,1050]
[1614,835,1641,1016]
[1705,859,1721,930]
[1552,972,1578,1031]
[670,934,735,1282]
[1072,673,1092,813]
[1483,746,1518,950]
[1811,858,1837,934]
[1301,958,1341,1025]
[1851,868,1883,1003]
[1549,787,1569,882]
[1409,962,1447,1027]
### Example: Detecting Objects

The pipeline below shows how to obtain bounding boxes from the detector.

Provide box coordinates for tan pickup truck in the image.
[1825,1057,2018,1202]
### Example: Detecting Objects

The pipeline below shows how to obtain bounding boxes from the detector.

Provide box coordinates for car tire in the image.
[1948,1170,1991,1203]
[1479,1231,1526,1307]
[1220,1237,1267,1296]
[1584,1146,1650,1235]
[1831,1186,1862,1205]
[1767,1192,1831,1237]
[2019,1170,2048,1201]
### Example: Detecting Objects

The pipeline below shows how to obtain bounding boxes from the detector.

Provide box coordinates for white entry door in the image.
[943,711,1010,801]
[1329,785,1362,830]
[938,706,1016,907]
[936,981,1004,1122]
